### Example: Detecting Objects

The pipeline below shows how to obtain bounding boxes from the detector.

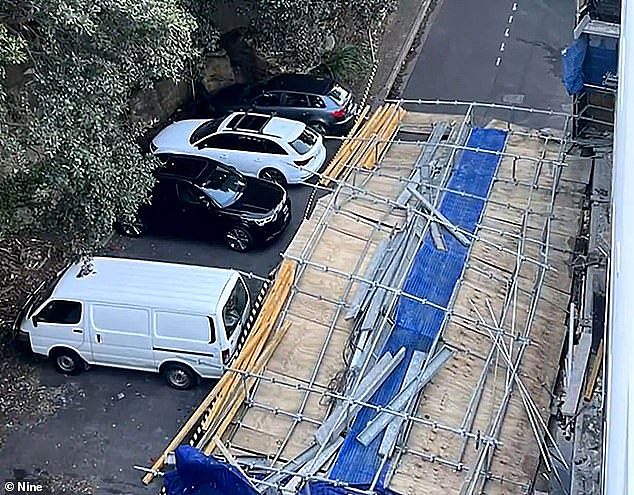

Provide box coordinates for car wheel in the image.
[309,122,328,136]
[162,363,197,390]
[51,349,84,375]
[259,168,288,187]
[225,226,253,252]
[118,219,146,238]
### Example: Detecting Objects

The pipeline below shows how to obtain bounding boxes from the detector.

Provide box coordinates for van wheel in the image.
[225,226,253,252]
[51,349,84,375]
[162,363,197,390]
[259,168,287,187]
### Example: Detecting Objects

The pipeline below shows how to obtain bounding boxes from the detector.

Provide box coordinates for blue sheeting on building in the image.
[562,37,588,95]
[583,35,618,86]
[562,34,618,94]
[327,128,507,490]
[300,481,400,495]
[164,446,259,495]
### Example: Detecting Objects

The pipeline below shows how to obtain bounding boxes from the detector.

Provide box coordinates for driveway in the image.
[0,141,337,495]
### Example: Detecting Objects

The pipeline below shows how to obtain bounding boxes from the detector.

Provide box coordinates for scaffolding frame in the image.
[147,100,588,495]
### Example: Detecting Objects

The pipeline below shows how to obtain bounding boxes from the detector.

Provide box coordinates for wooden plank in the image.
[388,114,585,494]
[142,261,296,484]
[584,340,604,401]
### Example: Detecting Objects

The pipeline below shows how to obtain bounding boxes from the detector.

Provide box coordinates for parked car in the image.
[205,74,358,135]
[14,257,252,389]
[150,112,326,186]
[119,154,290,252]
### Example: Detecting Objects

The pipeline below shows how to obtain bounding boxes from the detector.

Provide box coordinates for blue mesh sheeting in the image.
[562,37,588,95]
[299,481,400,495]
[583,35,618,86]
[327,128,507,488]
[164,446,259,495]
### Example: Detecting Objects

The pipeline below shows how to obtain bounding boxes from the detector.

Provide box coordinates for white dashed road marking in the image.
[496,2,519,67]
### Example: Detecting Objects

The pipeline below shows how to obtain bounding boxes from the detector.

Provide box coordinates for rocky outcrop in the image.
[129,78,192,125]
[201,51,236,94]
[220,28,271,84]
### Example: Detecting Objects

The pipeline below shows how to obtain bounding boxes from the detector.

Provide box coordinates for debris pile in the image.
[0,237,67,345]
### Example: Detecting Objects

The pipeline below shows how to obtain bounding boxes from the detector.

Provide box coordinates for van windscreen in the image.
[223,279,249,339]
[27,271,64,317]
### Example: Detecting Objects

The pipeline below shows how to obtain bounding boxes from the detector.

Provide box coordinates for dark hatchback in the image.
[205,74,358,135]
[120,154,291,252]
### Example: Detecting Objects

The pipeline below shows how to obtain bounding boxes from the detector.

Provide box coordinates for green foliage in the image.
[180,0,222,58]
[313,45,371,88]
[0,0,394,253]
[247,0,396,72]
[0,0,198,252]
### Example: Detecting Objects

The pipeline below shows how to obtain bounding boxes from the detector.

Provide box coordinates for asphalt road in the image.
[0,355,210,494]
[403,0,574,129]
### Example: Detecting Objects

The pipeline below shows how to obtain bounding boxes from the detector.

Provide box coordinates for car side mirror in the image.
[32,316,39,327]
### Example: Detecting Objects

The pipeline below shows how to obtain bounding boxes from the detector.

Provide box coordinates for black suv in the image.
[119,154,291,251]
[205,74,358,135]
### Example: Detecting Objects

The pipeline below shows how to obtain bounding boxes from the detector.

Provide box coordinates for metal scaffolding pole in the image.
[151,101,582,495]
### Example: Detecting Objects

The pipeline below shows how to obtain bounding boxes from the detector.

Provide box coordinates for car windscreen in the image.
[189,119,223,144]
[327,85,350,106]
[200,165,246,207]
[290,130,317,155]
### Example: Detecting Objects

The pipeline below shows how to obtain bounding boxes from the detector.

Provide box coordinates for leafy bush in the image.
[312,44,371,88]
[247,0,396,72]
[0,0,198,252]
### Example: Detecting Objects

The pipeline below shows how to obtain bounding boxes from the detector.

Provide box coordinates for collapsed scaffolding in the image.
[142,101,590,495]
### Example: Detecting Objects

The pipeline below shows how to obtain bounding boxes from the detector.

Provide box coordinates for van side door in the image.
[31,299,92,360]
[153,312,223,378]
[90,304,153,369]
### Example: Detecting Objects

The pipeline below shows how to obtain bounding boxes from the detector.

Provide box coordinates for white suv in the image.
[150,112,327,186]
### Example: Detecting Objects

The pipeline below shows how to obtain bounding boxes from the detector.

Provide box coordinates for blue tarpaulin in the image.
[562,34,618,95]
[164,446,259,495]
[562,37,588,95]
[300,481,400,495]
[583,35,618,85]
[327,128,508,488]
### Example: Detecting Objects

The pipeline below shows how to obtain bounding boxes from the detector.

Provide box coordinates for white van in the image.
[15,257,251,389]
